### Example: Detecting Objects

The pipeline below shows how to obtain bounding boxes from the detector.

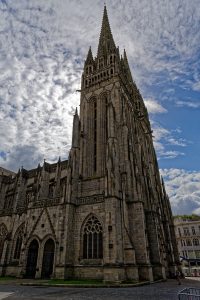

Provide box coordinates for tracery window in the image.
[13,224,24,260]
[0,224,8,261]
[83,215,103,259]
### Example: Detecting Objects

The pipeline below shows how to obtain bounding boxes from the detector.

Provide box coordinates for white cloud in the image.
[192,81,200,91]
[0,0,199,171]
[176,101,200,108]
[167,138,187,147]
[161,151,185,160]
[161,168,200,215]
[151,121,188,159]
[144,98,167,114]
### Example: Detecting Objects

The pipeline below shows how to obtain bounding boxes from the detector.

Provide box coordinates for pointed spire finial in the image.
[97,6,116,57]
[123,48,127,59]
[75,107,78,115]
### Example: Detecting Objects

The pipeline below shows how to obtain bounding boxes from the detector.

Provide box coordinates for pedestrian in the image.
[176,270,181,285]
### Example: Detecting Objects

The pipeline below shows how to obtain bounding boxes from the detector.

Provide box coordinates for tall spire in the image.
[97,5,116,57]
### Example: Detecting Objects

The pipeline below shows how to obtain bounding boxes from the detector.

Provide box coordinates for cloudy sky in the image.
[0,0,200,215]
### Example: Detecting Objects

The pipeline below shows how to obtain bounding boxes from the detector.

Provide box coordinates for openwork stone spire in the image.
[97,5,116,57]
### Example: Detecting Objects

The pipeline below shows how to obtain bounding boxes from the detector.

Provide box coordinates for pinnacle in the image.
[97,5,116,57]
[85,46,93,65]
[123,49,128,61]
[122,48,133,83]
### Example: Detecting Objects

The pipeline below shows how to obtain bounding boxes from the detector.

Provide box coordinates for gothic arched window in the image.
[14,236,23,260]
[186,239,192,246]
[83,215,103,259]
[104,94,108,141]
[13,224,24,260]
[48,185,54,198]
[99,57,104,69]
[193,238,199,246]
[0,224,8,261]
[94,98,97,173]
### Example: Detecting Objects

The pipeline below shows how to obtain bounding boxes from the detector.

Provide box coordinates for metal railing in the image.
[178,288,200,300]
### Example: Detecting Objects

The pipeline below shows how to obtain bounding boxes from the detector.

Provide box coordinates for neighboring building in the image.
[174,215,200,276]
[0,6,179,282]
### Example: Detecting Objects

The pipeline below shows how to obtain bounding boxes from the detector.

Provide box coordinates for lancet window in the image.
[13,223,24,260]
[83,215,103,259]
[94,99,97,173]
[0,224,8,261]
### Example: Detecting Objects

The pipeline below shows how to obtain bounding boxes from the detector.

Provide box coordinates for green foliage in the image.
[174,214,200,221]
[48,279,103,285]
[0,276,16,280]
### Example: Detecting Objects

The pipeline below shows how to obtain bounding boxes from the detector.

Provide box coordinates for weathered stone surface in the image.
[0,6,178,282]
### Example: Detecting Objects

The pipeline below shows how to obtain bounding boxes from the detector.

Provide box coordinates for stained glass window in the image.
[83,216,103,259]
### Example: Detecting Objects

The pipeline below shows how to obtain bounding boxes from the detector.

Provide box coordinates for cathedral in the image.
[0,7,179,282]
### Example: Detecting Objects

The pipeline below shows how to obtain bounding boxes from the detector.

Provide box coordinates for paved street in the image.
[0,278,199,300]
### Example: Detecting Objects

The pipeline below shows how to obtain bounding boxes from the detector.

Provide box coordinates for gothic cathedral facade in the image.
[0,7,179,282]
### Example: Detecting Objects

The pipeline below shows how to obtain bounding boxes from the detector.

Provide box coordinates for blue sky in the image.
[0,0,200,215]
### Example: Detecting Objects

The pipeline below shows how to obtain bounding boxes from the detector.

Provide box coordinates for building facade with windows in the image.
[174,216,200,276]
[0,6,179,282]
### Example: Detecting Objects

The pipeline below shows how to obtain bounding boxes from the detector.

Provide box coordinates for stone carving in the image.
[75,194,104,206]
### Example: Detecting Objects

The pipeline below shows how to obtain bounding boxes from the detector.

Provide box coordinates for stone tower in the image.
[66,6,179,281]
[0,6,179,282]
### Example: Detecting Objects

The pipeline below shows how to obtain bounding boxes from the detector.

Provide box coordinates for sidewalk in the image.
[185,276,200,282]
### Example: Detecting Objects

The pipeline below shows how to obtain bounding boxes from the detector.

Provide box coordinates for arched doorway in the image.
[41,239,55,278]
[26,239,39,278]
